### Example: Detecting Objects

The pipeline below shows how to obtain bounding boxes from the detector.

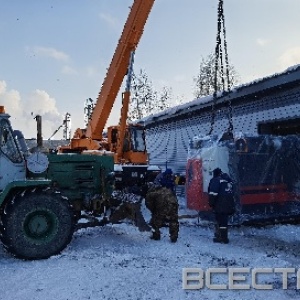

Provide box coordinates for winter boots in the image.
[169,221,179,243]
[213,226,229,244]
[214,224,220,239]
[150,229,178,243]
[170,235,177,243]
[150,230,161,240]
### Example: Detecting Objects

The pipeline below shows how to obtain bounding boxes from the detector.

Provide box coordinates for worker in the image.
[208,168,235,244]
[145,168,179,242]
[108,190,151,232]
[145,185,179,242]
[153,168,176,194]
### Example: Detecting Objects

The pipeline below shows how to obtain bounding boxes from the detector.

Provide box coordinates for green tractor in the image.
[0,107,148,260]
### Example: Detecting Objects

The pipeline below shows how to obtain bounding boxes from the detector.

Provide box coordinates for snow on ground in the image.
[1,197,300,300]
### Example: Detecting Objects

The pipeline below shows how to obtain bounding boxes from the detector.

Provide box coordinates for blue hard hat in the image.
[164,168,173,175]
[213,168,222,177]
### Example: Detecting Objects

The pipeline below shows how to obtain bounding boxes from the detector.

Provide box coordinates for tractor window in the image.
[130,127,146,152]
[123,130,130,152]
[0,119,23,163]
[111,128,118,143]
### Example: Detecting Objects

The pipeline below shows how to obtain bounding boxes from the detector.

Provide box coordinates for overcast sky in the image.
[1,0,300,139]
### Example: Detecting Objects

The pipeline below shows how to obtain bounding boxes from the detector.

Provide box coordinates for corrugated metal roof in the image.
[143,65,300,174]
[142,64,300,127]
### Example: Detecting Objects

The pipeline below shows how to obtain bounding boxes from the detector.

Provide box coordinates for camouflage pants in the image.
[146,187,179,240]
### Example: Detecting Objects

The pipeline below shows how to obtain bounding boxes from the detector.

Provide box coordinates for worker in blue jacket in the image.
[153,168,176,194]
[208,168,235,244]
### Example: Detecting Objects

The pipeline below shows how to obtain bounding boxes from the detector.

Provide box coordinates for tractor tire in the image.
[0,188,75,260]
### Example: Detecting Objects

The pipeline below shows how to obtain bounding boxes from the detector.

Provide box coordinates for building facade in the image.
[142,65,300,174]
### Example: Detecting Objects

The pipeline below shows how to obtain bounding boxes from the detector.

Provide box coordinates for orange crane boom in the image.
[79,0,155,142]
[67,0,155,162]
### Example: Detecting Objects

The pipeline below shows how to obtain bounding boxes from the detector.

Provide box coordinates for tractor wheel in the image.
[0,188,75,260]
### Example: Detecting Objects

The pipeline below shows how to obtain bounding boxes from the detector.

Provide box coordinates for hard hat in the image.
[164,168,173,175]
[213,168,222,177]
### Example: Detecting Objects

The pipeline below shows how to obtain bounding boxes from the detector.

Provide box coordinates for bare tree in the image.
[193,52,240,98]
[155,86,172,112]
[128,69,171,122]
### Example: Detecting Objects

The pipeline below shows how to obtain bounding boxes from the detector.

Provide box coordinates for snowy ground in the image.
[1,197,300,300]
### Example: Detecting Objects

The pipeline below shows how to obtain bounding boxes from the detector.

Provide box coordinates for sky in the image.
[1,0,300,139]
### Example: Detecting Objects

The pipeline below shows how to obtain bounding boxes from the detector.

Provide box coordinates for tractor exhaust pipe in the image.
[34,115,43,148]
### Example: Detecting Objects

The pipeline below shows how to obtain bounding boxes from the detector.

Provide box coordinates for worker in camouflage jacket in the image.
[145,169,179,242]
[108,189,151,232]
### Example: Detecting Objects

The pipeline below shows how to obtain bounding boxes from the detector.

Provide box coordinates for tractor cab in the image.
[0,107,26,190]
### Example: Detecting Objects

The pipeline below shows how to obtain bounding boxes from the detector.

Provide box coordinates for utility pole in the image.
[63,113,71,140]
[84,98,94,127]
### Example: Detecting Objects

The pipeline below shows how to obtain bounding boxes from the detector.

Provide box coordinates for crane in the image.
[61,0,155,166]
[58,0,159,190]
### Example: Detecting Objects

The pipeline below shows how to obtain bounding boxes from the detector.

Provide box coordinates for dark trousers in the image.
[215,213,228,228]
